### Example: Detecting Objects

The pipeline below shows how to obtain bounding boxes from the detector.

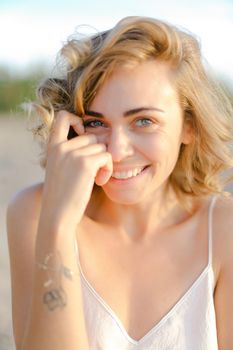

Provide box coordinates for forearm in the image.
[21,216,90,350]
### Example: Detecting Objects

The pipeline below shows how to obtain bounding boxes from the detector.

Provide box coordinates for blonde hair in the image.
[27,16,233,208]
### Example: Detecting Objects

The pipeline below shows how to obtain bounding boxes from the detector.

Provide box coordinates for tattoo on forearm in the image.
[43,287,67,310]
[37,251,76,311]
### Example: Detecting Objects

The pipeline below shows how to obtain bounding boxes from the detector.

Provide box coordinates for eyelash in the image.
[83,118,154,128]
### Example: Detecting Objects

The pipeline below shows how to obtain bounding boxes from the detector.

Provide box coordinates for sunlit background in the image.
[1,0,233,113]
[1,0,233,79]
[0,1,232,349]
[1,0,233,114]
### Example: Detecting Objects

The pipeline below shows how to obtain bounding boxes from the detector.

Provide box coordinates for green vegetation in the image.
[0,66,47,114]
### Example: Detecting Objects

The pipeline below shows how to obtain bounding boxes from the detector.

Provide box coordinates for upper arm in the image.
[213,196,233,349]
[6,182,44,349]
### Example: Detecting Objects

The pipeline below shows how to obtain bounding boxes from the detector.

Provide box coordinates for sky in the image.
[0,0,233,82]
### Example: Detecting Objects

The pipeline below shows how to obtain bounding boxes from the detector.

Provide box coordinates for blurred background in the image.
[0,0,233,349]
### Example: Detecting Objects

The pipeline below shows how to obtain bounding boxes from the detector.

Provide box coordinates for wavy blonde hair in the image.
[27,16,233,208]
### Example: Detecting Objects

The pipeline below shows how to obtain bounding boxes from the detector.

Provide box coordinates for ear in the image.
[181,119,194,145]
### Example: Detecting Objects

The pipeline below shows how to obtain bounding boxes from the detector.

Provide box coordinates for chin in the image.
[107,197,143,206]
[101,188,147,205]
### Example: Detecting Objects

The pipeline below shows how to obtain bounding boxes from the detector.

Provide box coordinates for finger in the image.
[49,111,85,147]
[71,143,106,156]
[89,152,113,186]
[65,133,98,150]
[95,168,112,186]
[71,121,85,136]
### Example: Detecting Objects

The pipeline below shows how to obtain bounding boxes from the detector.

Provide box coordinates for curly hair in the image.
[26,16,233,209]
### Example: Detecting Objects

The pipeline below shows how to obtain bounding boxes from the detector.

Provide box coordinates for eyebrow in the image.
[84,107,165,118]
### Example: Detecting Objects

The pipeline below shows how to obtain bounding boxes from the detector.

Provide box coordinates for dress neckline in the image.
[79,258,213,344]
[76,196,217,344]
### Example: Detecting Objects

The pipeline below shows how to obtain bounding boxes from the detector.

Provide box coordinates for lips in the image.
[110,165,151,182]
[111,166,145,179]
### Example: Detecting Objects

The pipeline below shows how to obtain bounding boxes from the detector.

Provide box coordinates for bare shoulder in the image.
[7,181,45,254]
[7,181,44,220]
[212,195,233,262]
[212,195,233,348]
[6,182,44,348]
[214,194,233,218]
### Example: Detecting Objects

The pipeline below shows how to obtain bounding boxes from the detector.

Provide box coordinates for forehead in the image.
[90,59,178,110]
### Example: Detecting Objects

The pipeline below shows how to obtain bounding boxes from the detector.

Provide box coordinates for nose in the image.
[106,128,134,163]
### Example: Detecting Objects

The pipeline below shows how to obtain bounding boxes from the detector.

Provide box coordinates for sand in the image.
[1,114,233,350]
[0,115,44,350]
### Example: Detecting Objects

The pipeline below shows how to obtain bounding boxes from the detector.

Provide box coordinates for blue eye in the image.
[83,117,155,129]
[135,118,153,127]
[83,120,105,128]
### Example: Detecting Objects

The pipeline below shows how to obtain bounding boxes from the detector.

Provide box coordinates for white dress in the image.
[75,196,218,349]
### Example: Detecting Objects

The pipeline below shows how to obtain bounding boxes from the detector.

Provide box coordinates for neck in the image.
[86,185,195,242]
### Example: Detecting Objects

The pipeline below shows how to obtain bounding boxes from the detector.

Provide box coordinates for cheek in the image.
[138,134,168,162]
[139,132,182,164]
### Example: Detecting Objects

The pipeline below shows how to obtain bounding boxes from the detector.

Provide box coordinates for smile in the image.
[110,165,151,181]
[111,166,145,179]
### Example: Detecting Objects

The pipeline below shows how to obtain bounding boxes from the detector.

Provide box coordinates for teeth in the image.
[112,167,144,179]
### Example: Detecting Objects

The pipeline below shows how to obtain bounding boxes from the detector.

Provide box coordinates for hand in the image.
[40,110,113,229]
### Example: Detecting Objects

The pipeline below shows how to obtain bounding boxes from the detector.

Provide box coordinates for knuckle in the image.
[78,156,89,169]
[56,110,67,121]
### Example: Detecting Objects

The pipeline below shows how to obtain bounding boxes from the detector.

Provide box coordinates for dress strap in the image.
[74,239,80,263]
[207,196,217,266]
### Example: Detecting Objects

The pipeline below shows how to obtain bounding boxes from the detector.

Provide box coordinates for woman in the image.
[7,16,233,350]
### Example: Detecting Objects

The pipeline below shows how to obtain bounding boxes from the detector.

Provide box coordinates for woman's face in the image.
[83,59,192,205]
